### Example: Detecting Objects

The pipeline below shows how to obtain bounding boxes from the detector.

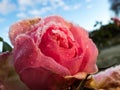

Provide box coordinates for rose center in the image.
[51,29,73,49]
[39,25,79,64]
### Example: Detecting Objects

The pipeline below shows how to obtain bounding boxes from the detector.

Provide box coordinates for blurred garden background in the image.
[0,0,120,90]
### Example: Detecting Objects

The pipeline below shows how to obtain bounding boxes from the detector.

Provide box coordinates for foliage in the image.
[90,21,120,72]
[90,23,120,49]
[0,37,12,52]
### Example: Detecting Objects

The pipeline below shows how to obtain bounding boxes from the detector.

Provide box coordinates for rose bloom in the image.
[9,15,98,90]
[111,17,120,26]
[93,65,120,89]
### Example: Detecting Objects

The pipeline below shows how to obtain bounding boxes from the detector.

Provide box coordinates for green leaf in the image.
[2,41,12,52]
[0,37,3,41]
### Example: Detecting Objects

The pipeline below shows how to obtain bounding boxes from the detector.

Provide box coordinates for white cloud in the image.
[29,9,44,17]
[18,0,49,11]
[40,7,52,14]
[16,12,28,19]
[51,0,81,10]
[50,0,64,8]
[29,9,40,16]
[73,4,81,10]
[38,0,48,5]
[18,0,33,7]
[86,4,93,9]
[63,6,70,10]
[0,18,5,22]
[24,0,71,16]
[85,0,92,3]
[28,6,52,16]
[0,26,10,43]
[18,0,33,11]
[0,0,16,15]
[50,0,71,10]
[16,0,82,18]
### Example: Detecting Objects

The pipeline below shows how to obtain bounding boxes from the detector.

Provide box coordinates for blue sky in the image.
[0,0,111,49]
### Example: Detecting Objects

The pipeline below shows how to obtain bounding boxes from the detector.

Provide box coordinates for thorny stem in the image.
[75,74,90,90]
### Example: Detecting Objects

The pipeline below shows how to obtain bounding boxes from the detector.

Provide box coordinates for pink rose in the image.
[9,15,98,90]
[111,17,120,26]
[93,65,120,89]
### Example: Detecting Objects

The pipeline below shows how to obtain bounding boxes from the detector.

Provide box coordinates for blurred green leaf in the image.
[97,56,120,71]
[0,37,3,41]
[90,23,120,49]
[0,36,12,52]
[2,41,12,52]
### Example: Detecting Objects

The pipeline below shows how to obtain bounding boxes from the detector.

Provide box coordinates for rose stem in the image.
[75,74,90,90]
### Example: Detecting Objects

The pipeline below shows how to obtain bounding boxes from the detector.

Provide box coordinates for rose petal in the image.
[44,15,71,28]
[20,67,73,90]
[80,39,98,73]
[65,72,87,79]
[70,24,98,74]
[70,23,89,55]
[14,34,71,76]
[9,18,41,45]
[93,65,120,89]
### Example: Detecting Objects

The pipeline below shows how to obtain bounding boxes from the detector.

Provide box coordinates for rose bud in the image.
[9,15,98,90]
